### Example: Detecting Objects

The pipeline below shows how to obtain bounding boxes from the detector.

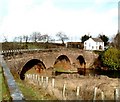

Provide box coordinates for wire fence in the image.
[25,73,120,101]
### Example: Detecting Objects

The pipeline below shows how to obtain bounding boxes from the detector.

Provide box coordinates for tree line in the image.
[2,31,120,49]
[3,32,68,45]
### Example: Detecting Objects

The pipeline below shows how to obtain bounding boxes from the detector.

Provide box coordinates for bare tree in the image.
[40,34,51,43]
[30,32,41,42]
[3,35,8,42]
[56,32,69,44]
[19,36,23,44]
[13,37,18,42]
[23,35,29,48]
[47,35,55,43]
[13,36,23,43]
[23,35,29,43]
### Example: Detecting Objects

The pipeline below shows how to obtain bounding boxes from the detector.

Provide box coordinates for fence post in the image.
[25,74,28,80]
[29,74,31,79]
[32,74,35,82]
[38,75,41,85]
[30,74,32,80]
[101,91,104,102]
[26,74,30,80]
[93,87,97,102]
[35,74,38,83]
[115,88,120,102]
[76,86,80,99]
[41,76,44,86]
[46,77,49,88]
[62,84,66,100]
[52,78,55,89]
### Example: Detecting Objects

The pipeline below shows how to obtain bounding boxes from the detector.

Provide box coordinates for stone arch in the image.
[54,55,71,65]
[76,55,86,66]
[54,55,71,70]
[20,59,46,80]
[76,55,86,75]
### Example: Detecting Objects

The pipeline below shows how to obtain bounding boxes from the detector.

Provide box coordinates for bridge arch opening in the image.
[20,59,46,80]
[76,55,86,66]
[54,55,71,71]
[76,55,86,75]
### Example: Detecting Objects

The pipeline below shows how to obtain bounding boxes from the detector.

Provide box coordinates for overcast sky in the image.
[0,0,119,42]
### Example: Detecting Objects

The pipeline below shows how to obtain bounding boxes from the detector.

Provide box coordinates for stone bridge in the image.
[1,48,120,101]
[3,48,98,79]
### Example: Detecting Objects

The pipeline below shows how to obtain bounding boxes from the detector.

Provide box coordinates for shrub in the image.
[101,48,120,70]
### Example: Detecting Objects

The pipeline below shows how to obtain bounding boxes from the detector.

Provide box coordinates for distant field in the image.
[2,42,64,50]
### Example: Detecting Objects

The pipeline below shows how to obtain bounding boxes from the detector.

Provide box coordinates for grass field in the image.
[0,67,12,101]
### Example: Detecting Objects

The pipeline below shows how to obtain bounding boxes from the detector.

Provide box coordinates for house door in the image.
[99,45,102,50]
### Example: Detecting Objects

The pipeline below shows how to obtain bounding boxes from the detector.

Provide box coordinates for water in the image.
[78,68,120,78]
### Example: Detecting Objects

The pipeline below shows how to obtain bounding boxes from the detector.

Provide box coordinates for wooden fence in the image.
[25,74,120,101]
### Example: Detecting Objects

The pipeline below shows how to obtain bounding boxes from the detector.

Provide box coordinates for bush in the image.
[101,48,120,70]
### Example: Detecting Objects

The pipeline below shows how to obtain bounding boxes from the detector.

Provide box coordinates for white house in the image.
[84,38,104,51]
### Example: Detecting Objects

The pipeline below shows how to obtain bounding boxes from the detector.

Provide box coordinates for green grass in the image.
[1,66,57,101]
[27,43,41,49]
[11,69,57,100]
[0,67,2,101]
[16,79,57,100]
[0,67,12,101]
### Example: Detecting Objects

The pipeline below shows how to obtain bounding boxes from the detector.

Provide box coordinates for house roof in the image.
[92,38,103,42]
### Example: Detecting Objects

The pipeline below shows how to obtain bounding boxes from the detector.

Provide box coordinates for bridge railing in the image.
[0,55,25,101]
[1,48,59,55]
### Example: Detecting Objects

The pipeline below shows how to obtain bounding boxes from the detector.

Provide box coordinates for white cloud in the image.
[94,0,119,4]
[0,0,118,41]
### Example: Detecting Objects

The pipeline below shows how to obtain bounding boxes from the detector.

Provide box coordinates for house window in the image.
[96,46,98,49]
[96,42,98,45]
[89,43,91,47]
[92,46,94,49]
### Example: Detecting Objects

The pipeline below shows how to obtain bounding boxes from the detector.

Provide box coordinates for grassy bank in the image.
[12,70,57,100]
[1,65,57,101]
[16,79,57,100]
[0,67,12,101]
